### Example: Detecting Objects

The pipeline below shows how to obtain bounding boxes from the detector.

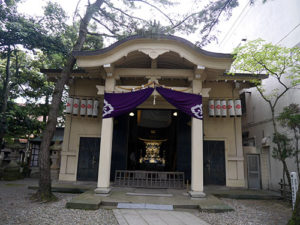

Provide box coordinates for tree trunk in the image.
[37,0,104,201]
[0,46,12,150]
[282,159,292,190]
[272,107,292,189]
[294,129,300,180]
[43,95,49,123]
[288,183,300,225]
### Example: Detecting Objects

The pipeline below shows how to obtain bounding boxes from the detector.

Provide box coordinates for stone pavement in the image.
[65,187,234,212]
[113,209,210,225]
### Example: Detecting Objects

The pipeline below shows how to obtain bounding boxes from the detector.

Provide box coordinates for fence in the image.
[279,179,292,201]
[114,170,185,189]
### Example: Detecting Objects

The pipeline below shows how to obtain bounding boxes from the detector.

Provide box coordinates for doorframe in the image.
[75,134,101,181]
[246,153,261,189]
[203,137,228,186]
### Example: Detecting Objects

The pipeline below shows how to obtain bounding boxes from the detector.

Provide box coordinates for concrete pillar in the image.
[189,79,206,198]
[95,77,115,194]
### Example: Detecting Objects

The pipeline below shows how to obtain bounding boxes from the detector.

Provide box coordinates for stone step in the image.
[117,203,173,210]
[65,191,102,210]
[126,192,173,197]
[198,195,234,213]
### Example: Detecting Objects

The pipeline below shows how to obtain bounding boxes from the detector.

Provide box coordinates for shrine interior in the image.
[128,109,177,172]
[110,109,193,182]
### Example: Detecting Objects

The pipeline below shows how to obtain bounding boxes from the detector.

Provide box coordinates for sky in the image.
[17,0,249,53]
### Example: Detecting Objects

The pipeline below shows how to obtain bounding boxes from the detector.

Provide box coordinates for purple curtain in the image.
[103,88,154,118]
[156,87,203,119]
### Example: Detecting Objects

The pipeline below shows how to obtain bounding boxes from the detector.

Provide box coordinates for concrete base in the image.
[94,187,112,195]
[189,191,206,198]
[66,188,234,212]
[65,191,101,210]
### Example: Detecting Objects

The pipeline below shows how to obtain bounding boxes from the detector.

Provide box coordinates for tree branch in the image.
[73,0,82,24]
[128,0,174,26]
[87,31,118,38]
[273,79,290,108]
[256,85,272,108]
[204,0,234,40]
[171,11,199,30]
[92,16,117,35]
[103,0,149,25]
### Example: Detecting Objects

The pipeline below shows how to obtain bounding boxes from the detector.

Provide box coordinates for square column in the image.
[95,117,114,194]
[95,77,115,195]
[189,79,205,198]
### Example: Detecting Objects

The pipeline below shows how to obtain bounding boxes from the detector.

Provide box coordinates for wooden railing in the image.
[114,170,185,189]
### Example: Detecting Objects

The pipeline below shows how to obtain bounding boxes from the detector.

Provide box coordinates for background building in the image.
[216,0,300,190]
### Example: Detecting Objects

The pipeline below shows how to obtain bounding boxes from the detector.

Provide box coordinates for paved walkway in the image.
[113,209,210,225]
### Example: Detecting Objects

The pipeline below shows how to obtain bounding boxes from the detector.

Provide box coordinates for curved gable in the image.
[73,35,233,70]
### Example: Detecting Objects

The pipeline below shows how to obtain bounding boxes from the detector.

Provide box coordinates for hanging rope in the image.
[154,81,191,92]
[116,81,155,91]
[116,80,191,92]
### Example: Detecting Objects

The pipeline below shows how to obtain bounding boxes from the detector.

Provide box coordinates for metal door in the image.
[247,154,261,189]
[203,141,226,185]
[77,137,100,181]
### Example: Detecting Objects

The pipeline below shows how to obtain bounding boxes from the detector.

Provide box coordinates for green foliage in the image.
[0,4,67,54]
[232,39,300,106]
[233,40,300,189]
[232,39,300,78]
[0,1,73,145]
[272,132,293,161]
[278,104,300,178]
[4,102,44,140]
[278,104,300,131]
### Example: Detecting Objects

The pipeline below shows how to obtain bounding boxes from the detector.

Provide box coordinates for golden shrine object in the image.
[139,138,167,165]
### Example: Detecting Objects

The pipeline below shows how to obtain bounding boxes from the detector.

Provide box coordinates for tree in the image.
[82,0,240,47]
[232,39,300,188]
[279,105,300,225]
[278,104,300,179]
[0,1,68,148]
[0,50,50,142]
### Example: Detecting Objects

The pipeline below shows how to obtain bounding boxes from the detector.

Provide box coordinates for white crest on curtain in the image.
[191,104,203,119]
[102,99,114,117]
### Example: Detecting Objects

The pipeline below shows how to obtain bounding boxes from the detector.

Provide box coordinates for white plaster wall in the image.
[218,0,300,190]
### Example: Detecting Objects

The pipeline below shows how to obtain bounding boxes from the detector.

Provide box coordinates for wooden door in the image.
[204,141,226,185]
[77,137,100,181]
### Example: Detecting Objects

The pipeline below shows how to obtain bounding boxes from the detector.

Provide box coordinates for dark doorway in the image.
[176,112,191,182]
[204,140,226,185]
[77,137,100,181]
[111,114,129,180]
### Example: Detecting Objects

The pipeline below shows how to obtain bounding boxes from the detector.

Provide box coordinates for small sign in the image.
[290,172,298,210]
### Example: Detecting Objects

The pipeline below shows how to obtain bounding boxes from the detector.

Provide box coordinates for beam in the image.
[114,68,193,78]
[96,85,211,97]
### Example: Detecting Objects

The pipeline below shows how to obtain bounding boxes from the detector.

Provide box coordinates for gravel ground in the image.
[0,178,293,225]
[0,179,118,225]
[196,198,292,225]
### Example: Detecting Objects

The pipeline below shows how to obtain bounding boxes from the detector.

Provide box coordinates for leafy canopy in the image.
[232,39,300,78]
[232,39,300,106]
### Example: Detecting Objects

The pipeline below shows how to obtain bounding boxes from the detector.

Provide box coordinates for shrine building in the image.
[43,35,265,197]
